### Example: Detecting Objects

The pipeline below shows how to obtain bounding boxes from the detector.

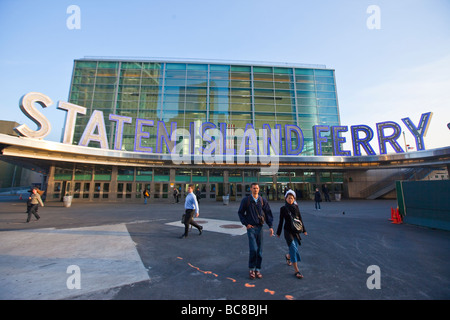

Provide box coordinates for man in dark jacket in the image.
[238,183,274,279]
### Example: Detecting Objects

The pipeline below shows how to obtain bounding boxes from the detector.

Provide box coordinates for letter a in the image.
[366,5,381,30]
[66,265,81,289]
[66,5,81,30]
[366,265,381,289]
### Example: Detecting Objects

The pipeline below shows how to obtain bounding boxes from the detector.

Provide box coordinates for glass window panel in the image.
[230,72,251,81]
[93,92,115,101]
[164,86,185,95]
[274,82,291,89]
[141,85,161,94]
[76,61,97,68]
[164,94,184,103]
[187,64,208,71]
[229,120,252,130]
[187,90,207,98]
[141,78,161,85]
[274,67,292,74]
[166,63,186,70]
[295,75,314,83]
[97,68,118,77]
[230,103,251,112]
[209,112,229,123]
[315,69,334,76]
[95,77,117,85]
[230,65,250,72]
[163,102,183,110]
[316,84,335,91]
[210,71,229,80]
[274,89,293,97]
[255,115,277,127]
[187,70,208,79]
[298,98,317,106]
[317,92,336,99]
[253,66,272,73]
[120,79,140,87]
[230,80,251,88]
[165,70,186,78]
[254,89,274,97]
[254,81,274,89]
[143,63,162,70]
[96,84,116,92]
[273,74,292,82]
[165,79,186,86]
[138,110,158,119]
[253,73,273,81]
[230,88,250,96]
[186,94,206,103]
[318,106,338,114]
[210,79,229,87]
[296,90,316,98]
[315,76,335,84]
[319,115,339,125]
[255,96,274,104]
[230,96,251,104]
[121,69,141,78]
[161,111,181,122]
[275,113,296,121]
[276,104,295,113]
[296,83,315,90]
[209,102,229,113]
[254,104,274,112]
[211,65,230,71]
[121,62,142,69]
[295,69,314,75]
[318,99,337,107]
[186,79,208,86]
[298,106,317,118]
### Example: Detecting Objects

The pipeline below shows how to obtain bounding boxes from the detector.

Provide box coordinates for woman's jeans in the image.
[247,225,263,270]
[289,238,301,263]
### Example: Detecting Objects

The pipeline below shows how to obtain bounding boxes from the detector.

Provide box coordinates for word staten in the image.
[15,92,432,157]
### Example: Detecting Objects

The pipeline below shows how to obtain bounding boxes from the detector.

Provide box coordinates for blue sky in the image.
[0,0,449,153]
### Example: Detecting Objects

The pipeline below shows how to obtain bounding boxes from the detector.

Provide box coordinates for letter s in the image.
[15,92,52,139]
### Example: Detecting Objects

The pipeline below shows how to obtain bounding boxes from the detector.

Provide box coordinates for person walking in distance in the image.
[143,188,149,204]
[238,182,274,279]
[173,187,180,203]
[277,190,307,279]
[314,188,322,210]
[26,187,44,222]
[180,184,203,238]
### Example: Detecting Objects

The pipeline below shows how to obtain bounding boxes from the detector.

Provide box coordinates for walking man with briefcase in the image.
[180,184,203,239]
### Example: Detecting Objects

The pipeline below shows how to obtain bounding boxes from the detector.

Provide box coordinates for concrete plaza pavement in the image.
[0,197,449,300]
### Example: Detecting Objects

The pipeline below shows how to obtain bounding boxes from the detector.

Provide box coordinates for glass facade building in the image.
[69,58,340,155]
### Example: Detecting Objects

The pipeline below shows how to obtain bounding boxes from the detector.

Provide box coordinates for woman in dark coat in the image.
[277,190,307,279]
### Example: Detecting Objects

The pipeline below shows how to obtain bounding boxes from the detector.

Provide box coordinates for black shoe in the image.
[198,226,203,235]
[179,234,187,239]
